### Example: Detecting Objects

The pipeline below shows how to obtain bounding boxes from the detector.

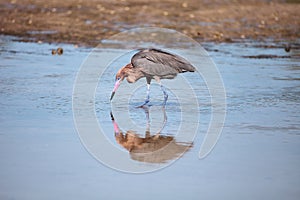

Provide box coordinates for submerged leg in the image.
[138,77,152,107]
[142,106,151,138]
[160,83,168,106]
[154,76,168,105]
[140,83,150,107]
[138,83,151,107]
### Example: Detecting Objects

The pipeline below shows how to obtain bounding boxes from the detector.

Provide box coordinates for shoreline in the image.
[0,0,299,47]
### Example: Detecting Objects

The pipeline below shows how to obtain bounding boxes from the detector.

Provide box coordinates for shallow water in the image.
[0,35,299,199]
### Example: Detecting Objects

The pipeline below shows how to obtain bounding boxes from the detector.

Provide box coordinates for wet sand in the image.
[0,0,299,46]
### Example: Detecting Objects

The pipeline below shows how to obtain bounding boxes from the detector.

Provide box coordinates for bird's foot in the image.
[162,94,168,106]
[136,99,151,108]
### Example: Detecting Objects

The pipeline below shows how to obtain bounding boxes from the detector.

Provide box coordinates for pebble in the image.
[57,48,63,55]
[51,48,63,55]
[284,44,291,52]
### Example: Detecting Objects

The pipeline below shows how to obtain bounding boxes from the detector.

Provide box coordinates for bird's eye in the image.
[117,77,120,80]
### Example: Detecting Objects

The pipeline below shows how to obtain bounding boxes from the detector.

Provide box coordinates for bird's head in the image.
[110,64,132,101]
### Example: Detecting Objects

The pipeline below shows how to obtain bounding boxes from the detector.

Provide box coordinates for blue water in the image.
[0,35,299,199]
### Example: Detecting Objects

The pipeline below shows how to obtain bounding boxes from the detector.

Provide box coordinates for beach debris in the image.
[284,44,291,52]
[51,47,63,55]
[57,48,63,55]
[243,54,291,59]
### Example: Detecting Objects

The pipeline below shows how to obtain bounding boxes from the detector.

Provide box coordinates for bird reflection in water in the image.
[110,106,193,163]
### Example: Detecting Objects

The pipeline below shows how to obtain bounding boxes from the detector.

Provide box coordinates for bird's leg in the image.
[138,77,152,107]
[146,83,150,104]
[160,83,168,106]
[138,83,151,107]
[154,77,168,106]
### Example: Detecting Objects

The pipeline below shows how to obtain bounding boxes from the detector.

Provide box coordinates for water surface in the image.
[0,36,299,199]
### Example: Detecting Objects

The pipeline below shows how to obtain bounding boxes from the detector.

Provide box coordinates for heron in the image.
[110,48,196,106]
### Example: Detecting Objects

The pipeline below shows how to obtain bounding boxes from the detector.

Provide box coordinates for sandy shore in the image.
[0,0,299,46]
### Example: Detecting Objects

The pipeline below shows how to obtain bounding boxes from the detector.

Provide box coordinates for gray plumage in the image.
[131,48,196,80]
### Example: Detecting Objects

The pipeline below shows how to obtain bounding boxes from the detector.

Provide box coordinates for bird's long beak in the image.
[110,79,121,101]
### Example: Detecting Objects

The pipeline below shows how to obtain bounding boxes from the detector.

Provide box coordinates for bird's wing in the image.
[131,49,195,77]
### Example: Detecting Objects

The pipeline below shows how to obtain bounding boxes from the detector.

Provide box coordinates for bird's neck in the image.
[126,69,143,83]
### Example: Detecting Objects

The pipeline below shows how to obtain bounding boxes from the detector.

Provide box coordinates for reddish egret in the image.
[110,48,196,106]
